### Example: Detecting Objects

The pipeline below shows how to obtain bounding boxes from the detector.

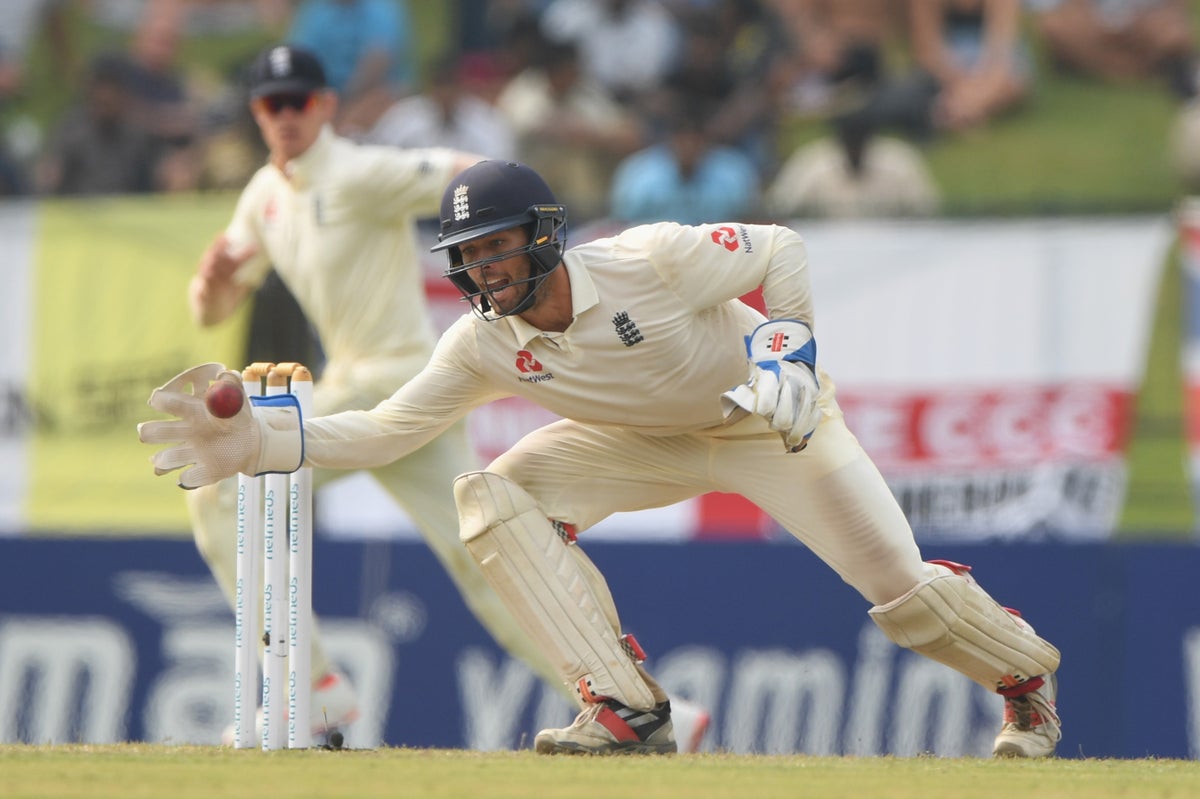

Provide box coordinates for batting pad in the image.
[454,472,657,710]
[868,563,1061,692]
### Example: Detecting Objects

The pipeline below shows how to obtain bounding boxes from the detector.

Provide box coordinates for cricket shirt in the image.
[303,221,835,468]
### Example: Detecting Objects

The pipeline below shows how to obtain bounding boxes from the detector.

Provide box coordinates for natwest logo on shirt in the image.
[515,350,555,383]
[711,226,737,251]
[515,350,542,373]
[710,225,753,253]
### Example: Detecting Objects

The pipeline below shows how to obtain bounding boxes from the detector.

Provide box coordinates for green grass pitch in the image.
[2,746,1198,799]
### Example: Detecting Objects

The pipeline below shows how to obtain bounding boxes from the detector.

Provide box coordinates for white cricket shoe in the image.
[222,671,359,746]
[534,699,677,755]
[992,674,1061,758]
[670,697,712,753]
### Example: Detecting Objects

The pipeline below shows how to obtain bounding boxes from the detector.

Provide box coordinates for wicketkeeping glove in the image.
[137,362,304,489]
[720,319,822,452]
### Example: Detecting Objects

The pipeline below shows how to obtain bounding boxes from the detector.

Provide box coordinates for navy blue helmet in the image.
[431,160,567,318]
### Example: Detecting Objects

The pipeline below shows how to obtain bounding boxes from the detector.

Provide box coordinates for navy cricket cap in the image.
[248,45,327,98]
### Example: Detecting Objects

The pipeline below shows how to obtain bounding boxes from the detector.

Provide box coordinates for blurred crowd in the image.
[2,0,1199,220]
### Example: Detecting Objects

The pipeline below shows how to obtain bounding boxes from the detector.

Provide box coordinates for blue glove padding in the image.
[249,393,301,413]
[720,319,822,452]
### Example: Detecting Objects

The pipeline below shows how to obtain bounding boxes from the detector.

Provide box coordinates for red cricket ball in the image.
[204,380,244,419]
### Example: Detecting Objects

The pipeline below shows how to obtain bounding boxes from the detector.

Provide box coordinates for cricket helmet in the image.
[432,160,567,318]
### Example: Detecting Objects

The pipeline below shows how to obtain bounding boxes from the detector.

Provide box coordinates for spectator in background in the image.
[846,0,1032,140]
[0,0,75,194]
[906,0,1032,134]
[186,0,293,34]
[368,53,517,160]
[288,0,417,136]
[1029,0,1200,98]
[453,0,555,58]
[0,42,30,194]
[539,0,681,106]
[196,52,271,191]
[610,100,761,225]
[460,5,555,104]
[116,1,202,191]
[646,1,792,176]
[765,113,941,218]
[768,0,897,115]
[35,53,161,195]
[0,0,74,81]
[497,38,645,222]
[1172,97,1200,190]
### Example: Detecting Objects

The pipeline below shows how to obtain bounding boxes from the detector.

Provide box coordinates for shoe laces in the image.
[570,702,606,727]
[1002,678,1061,741]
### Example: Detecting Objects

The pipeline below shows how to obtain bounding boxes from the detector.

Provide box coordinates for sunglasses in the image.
[255,91,318,115]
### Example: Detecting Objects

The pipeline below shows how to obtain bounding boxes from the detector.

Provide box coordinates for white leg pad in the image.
[868,563,1061,692]
[454,471,656,710]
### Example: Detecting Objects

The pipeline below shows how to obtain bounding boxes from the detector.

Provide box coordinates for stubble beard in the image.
[486,278,534,316]
[485,258,542,316]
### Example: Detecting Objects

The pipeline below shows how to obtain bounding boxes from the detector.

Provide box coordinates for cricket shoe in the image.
[670,697,712,753]
[534,699,677,755]
[221,671,359,746]
[992,674,1061,758]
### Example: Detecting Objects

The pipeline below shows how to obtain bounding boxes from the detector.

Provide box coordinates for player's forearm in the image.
[303,358,482,470]
[302,409,448,470]
[757,228,815,324]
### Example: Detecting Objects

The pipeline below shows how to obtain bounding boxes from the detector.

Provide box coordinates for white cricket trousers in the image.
[487,405,929,607]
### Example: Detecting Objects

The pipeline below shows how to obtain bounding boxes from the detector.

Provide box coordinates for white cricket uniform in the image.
[303,221,929,606]
[225,126,445,386]
[187,128,551,681]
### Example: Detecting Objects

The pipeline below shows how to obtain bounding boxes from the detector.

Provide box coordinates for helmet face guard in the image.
[431,161,568,320]
[442,206,567,318]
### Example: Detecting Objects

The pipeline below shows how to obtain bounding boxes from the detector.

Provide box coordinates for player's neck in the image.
[518,267,573,333]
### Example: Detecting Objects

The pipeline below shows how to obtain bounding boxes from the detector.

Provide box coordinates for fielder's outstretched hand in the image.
[721,320,823,452]
[137,363,303,489]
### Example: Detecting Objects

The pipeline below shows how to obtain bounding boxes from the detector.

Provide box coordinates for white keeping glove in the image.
[137,362,304,489]
[721,319,823,452]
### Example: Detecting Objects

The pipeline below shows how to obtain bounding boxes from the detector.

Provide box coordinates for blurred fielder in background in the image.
[183,43,543,745]
[176,43,710,751]
[143,158,1056,756]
